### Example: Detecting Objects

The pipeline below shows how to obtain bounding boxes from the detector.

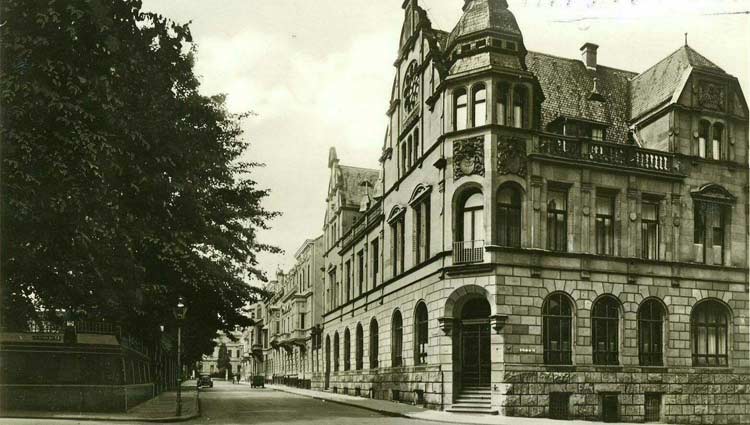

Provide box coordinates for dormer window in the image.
[505,41,517,51]
[472,84,487,127]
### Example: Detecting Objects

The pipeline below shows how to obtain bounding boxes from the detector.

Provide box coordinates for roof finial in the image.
[684,32,688,46]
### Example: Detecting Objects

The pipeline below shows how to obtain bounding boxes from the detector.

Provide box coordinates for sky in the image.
[140,0,750,283]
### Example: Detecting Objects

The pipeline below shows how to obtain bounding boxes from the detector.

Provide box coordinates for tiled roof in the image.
[337,165,379,208]
[526,51,637,143]
[630,45,726,119]
[447,0,521,49]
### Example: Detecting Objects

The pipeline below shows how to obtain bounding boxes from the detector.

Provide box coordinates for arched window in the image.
[712,122,723,160]
[456,190,484,263]
[355,323,364,370]
[392,310,403,367]
[543,293,573,365]
[592,295,620,365]
[497,185,521,247]
[414,302,429,365]
[454,89,468,131]
[691,300,729,367]
[333,332,340,372]
[369,319,379,369]
[638,299,665,366]
[344,328,351,371]
[698,120,710,158]
[472,84,487,127]
[459,191,484,242]
[497,82,509,125]
[513,85,528,128]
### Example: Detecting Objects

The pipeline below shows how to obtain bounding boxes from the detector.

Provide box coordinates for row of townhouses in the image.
[227,1,749,423]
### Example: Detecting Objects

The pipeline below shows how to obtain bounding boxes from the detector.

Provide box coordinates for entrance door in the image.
[461,319,491,386]
[458,297,491,387]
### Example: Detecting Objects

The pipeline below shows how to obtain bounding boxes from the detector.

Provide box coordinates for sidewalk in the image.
[0,383,199,423]
[263,383,645,425]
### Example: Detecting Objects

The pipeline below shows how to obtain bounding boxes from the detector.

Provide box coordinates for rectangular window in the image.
[391,219,404,276]
[641,200,660,260]
[371,239,379,286]
[300,313,306,330]
[414,199,430,265]
[547,189,568,252]
[345,260,351,303]
[357,251,364,295]
[549,393,570,420]
[601,394,620,423]
[694,201,728,264]
[595,193,615,255]
[644,393,661,422]
[591,127,604,141]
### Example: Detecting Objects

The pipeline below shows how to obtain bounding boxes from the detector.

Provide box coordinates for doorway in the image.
[458,297,491,387]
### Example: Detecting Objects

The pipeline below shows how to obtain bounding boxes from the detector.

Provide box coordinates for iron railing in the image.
[453,240,485,264]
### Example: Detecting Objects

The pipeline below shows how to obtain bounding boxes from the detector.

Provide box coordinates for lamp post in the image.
[173,297,188,417]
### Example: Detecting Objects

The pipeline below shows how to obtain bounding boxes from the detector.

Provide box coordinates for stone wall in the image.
[312,365,445,410]
[503,366,750,424]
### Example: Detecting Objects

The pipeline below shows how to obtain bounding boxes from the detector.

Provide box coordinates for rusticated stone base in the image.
[311,365,444,410]
[503,365,750,424]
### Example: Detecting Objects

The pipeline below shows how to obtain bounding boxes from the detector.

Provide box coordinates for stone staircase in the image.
[446,385,498,414]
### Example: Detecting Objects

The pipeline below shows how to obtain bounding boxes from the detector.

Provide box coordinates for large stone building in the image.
[306,0,750,423]
[248,236,326,388]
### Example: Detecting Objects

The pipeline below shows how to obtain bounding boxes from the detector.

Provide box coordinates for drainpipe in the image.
[440,369,444,411]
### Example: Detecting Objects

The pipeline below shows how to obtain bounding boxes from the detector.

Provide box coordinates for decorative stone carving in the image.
[490,314,509,334]
[698,82,725,111]
[453,137,485,180]
[497,137,527,177]
[437,316,455,335]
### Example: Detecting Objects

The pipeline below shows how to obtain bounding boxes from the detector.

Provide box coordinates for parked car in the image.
[197,375,213,388]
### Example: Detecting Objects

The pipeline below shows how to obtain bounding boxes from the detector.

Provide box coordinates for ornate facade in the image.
[255,1,749,423]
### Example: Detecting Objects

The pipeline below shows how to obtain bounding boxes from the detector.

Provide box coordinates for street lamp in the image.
[173,297,188,416]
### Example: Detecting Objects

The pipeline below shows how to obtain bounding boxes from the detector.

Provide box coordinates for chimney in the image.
[580,42,599,70]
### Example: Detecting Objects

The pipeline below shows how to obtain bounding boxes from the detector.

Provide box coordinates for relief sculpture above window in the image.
[497,137,527,177]
[453,137,485,180]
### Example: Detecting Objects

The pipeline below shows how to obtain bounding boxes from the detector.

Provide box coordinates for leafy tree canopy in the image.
[0,0,279,363]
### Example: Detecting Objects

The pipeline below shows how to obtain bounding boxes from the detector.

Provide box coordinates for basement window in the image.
[549,393,570,419]
[601,393,620,423]
[644,393,662,422]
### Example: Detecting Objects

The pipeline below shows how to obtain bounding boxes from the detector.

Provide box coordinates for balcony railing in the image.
[453,240,485,264]
[536,135,677,174]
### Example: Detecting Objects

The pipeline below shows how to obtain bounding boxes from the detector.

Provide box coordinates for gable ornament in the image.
[697,82,725,111]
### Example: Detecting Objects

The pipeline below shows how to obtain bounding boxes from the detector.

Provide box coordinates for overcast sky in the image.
[140,0,749,283]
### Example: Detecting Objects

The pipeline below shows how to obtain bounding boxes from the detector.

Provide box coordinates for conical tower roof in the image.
[447,0,522,49]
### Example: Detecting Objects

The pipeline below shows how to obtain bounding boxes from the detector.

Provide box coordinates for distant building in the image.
[199,332,244,378]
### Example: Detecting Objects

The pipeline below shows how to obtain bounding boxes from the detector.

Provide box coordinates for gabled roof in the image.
[335,165,379,209]
[527,51,637,143]
[630,45,727,120]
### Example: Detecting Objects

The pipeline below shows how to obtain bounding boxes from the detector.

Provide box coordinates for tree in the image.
[217,343,231,377]
[0,0,279,363]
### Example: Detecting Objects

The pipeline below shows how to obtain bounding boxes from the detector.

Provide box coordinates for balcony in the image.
[535,135,680,175]
[453,240,485,264]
